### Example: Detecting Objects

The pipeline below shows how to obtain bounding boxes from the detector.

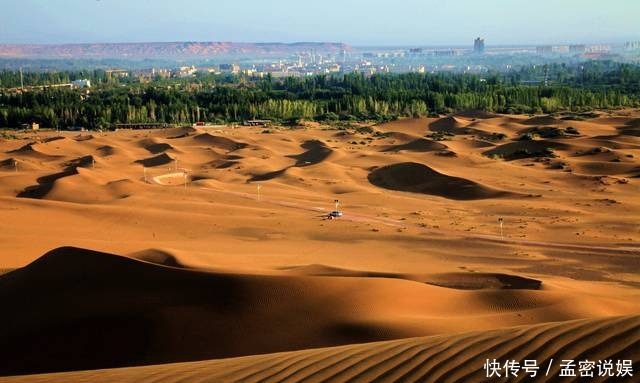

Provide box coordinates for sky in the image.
[1,0,638,46]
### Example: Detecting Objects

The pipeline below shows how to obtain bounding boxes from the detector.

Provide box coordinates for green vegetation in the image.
[1,61,640,129]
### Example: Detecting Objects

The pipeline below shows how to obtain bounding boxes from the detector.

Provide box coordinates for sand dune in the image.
[2,315,637,383]
[127,248,185,267]
[248,140,334,181]
[9,142,63,160]
[138,138,178,154]
[522,115,561,126]
[0,157,40,171]
[134,152,175,167]
[191,133,248,152]
[287,140,333,166]
[483,140,571,160]
[368,162,517,200]
[16,168,78,198]
[283,264,542,290]
[382,138,448,152]
[3,246,635,377]
[95,145,117,157]
[1,111,639,381]
[429,116,469,131]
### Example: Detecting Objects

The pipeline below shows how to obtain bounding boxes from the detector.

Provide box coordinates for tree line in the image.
[1,61,639,129]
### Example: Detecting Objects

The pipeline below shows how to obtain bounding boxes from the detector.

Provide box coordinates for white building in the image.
[71,79,91,88]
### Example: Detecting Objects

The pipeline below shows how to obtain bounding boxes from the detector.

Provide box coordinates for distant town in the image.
[67,40,640,80]
[1,39,640,92]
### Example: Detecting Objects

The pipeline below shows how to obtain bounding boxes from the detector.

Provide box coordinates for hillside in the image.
[0,42,350,59]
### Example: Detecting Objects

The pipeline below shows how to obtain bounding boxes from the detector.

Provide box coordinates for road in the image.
[197,184,640,256]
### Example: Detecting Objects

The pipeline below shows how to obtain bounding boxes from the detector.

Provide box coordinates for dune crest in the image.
[2,315,637,383]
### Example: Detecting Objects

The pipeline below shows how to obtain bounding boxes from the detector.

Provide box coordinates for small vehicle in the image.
[328,210,343,219]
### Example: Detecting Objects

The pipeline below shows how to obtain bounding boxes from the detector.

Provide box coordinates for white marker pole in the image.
[143,167,147,183]
[257,184,262,201]
[498,217,504,239]
[92,158,95,168]
[335,199,339,212]
[184,171,187,190]
[14,160,18,172]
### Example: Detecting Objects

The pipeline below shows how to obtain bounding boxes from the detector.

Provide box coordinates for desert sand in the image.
[0,110,638,381]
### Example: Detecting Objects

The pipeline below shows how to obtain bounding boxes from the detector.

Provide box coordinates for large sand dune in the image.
[1,111,639,380]
[1,315,637,382]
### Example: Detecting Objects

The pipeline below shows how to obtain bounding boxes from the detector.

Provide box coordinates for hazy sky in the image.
[1,0,638,46]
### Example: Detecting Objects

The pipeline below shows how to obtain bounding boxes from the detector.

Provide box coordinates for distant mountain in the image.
[0,42,351,59]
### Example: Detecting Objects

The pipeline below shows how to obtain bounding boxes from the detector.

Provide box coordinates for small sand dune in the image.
[368,162,516,200]
[429,116,468,131]
[128,248,185,268]
[16,168,78,199]
[425,272,542,290]
[73,134,94,142]
[618,118,640,136]
[283,264,541,290]
[191,133,247,152]
[429,116,493,136]
[249,140,333,181]
[287,140,333,166]
[158,126,198,139]
[3,315,637,383]
[483,140,571,160]
[0,157,40,171]
[138,138,177,154]
[523,115,560,126]
[134,153,175,167]
[8,143,62,159]
[205,158,239,169]
[382,138,447,152]
[248,167,288,182]
[572,161,640,176]
[95,145,116,157]
[66,155,97,169]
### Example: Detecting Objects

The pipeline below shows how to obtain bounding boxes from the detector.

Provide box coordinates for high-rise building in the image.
[473,37,485,54]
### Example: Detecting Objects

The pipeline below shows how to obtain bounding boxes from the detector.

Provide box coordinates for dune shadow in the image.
[287,140,332,167]
[368,162,516,200]
[17,168,78,199]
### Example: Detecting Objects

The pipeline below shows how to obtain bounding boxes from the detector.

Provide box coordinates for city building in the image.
[105,69,129,79]
[174,66,197,78]
[625,41,640,50]
[474,37,485,54]
[219,64,240,74]
[71,79,91,88]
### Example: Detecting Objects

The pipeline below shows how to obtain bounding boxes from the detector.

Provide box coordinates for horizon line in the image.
[0,40,634,48]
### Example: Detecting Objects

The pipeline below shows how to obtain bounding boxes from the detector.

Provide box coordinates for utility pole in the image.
[19,67,24,91]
